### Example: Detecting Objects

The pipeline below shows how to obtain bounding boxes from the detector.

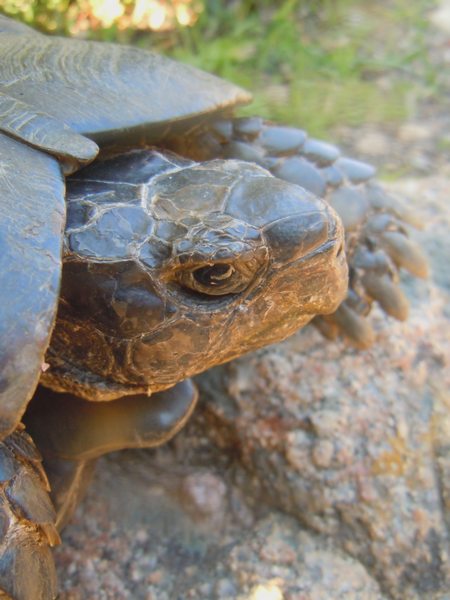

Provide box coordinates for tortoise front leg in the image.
[24,381,198,528]
[0,425,59,600]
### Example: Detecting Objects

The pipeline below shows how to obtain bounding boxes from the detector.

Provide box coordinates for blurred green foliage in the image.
[1,0,438,137]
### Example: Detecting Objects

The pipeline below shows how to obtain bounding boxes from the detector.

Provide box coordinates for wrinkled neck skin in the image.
[42,150,347,401]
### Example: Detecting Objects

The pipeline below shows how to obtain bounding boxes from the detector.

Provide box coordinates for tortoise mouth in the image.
[40,355,156,402]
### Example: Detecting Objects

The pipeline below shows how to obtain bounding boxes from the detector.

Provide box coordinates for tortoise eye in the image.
[192,264,235,287]
[176,262,252,296]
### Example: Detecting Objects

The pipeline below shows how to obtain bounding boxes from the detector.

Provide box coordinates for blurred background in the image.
[1,0,449,176]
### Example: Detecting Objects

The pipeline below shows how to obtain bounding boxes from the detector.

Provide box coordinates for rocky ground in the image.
[54,4,450,599]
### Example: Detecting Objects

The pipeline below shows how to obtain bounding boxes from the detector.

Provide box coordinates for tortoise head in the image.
[43,153,347,400]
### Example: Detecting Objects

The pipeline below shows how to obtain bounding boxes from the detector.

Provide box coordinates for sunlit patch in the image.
[61,0,203,34]
[247,581,284,600]
[131,0,201,31]
[90,0,124,27]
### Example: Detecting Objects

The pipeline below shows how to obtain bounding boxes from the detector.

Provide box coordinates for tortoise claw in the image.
[331,303,376,349]
[366,183,423,228]
[222,140,266,165]
[362,273,409,321]
[380,231,428,278]
[313,315,340,341]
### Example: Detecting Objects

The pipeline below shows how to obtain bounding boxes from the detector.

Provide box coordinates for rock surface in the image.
[55,175,450,599]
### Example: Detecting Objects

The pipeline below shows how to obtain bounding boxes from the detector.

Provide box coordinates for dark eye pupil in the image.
[193,264,234,287]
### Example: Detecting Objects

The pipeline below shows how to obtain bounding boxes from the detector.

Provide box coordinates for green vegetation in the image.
[1,0,438,138]
[172,0,437,137]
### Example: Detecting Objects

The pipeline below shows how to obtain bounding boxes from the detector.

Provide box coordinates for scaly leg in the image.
[0,425,59,600]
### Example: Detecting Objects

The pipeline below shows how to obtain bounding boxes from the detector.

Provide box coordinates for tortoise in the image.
[0,15,427,600]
